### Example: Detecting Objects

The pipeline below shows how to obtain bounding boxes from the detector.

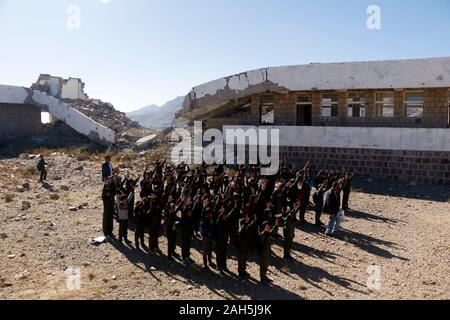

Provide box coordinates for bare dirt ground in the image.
[0,153,449,300]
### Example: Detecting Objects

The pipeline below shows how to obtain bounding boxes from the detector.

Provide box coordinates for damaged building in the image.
[178,57,450,185]
[0,75,143,149]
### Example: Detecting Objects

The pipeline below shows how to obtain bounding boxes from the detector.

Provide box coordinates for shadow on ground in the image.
[353,179,450,202]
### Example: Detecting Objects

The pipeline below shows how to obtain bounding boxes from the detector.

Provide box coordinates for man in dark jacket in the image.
[102,176,116,237]
[101,156,113,182]
[324,182,342,236]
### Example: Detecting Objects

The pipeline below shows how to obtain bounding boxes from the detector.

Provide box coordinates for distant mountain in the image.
[127,96,184,129]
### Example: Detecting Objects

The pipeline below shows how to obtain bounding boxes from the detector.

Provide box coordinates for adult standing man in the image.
[102,156,113,182]
[102,176,116,238]
[324,182,342,236]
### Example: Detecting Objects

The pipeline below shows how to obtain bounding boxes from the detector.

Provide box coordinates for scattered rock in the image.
[14,271,29,280]
[16,185,25,193]
[0,278,12,288]
[52,176,62,181]
[8,254,16,259]
[0,233,7,240]
[21,201,31,210]
[27,155,37,160]
[74,165,84,171]
[22,182,30,190]
[69,206,78,212]
[49,193,60,200]
[60,185,69,191]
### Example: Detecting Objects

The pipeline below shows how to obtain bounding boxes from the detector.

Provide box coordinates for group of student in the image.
[101,156,355,283]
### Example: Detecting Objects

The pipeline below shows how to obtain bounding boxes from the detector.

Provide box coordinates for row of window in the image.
[318,91,426,118]
[258,91,450,125]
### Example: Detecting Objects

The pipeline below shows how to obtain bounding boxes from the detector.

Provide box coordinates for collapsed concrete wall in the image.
[32,74,88,101]
[31,74,141,136]
[30,90,116,145]
[0,84,116,146]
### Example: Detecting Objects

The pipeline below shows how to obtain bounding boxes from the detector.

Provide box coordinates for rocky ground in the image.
[0,153,449,300]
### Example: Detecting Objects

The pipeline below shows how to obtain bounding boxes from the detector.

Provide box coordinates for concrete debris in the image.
[135,134,157,149]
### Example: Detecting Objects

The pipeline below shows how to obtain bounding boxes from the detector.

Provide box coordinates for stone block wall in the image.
[0,103,42,141]
[280,146,450,185]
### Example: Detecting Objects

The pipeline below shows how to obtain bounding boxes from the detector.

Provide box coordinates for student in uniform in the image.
[282,207,296,260]
[180,206,194,265]
[313,183,326,226]
[259,221,274,283]
[215,206,230,274]
[118,194,129,243]
[324,182,342,236]
[148,190,163,253]
[134,201,146,249]
[165,202,180,260]
[298,174,311,223]
[102,176,116,238]
[201,208,216,270]
[237,215,256,280]
[342,170,355,210]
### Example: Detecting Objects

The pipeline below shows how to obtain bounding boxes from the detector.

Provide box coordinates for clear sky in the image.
[0,0,449,112]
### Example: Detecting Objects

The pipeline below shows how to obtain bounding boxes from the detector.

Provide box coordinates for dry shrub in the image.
[18,165,38,178]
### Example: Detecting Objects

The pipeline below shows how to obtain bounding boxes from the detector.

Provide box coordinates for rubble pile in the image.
[30,74,160,149]
[68,100,141,134]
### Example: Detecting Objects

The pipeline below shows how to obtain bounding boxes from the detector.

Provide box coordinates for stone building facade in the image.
[179,57,450,185]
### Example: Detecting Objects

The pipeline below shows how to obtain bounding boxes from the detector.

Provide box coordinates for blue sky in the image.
[0,0,449,112]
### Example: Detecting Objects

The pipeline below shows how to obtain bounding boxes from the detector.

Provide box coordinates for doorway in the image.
[297,104,312,126]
